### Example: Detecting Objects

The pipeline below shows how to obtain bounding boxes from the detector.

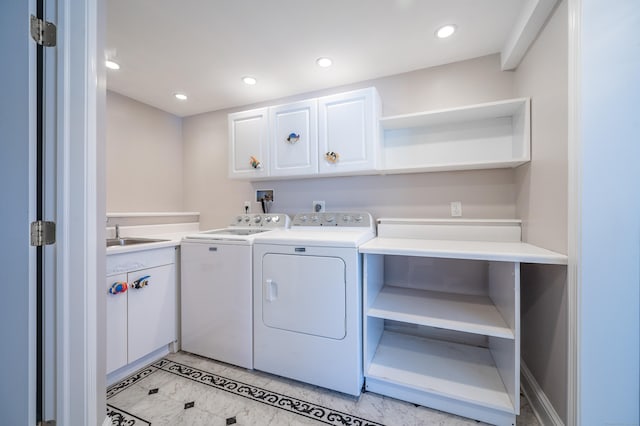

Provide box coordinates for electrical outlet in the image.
[313,201,325,212]
[256,189,274,202]
[244,201,251,213]
[450,201,462,217]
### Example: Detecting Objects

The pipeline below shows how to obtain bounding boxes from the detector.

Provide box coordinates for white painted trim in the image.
[566,0,581,425]
[521,360,564,425]
[107,211,200,217]
[501,0,560,70]
[56,0,104,424]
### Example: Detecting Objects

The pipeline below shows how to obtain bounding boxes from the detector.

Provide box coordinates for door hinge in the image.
[30,14,57,47]
[31,221,56,246]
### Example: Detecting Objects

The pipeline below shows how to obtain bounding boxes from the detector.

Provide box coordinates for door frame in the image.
[55,0,105,424]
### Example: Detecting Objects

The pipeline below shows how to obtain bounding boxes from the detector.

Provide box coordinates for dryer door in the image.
[261,253,346,339]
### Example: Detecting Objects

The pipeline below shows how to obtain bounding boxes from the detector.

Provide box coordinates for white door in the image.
[261,254,346,339]
[318,88,379,174]
[228,108,269,179]
[106,273,128,374]
[269,99,319,176]
[1,2,37,424]
[127,264,177,363]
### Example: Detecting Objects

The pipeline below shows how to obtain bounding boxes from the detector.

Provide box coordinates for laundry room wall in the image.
[106,90,184,212]
[513,1,568,423]
[182,54,518,229]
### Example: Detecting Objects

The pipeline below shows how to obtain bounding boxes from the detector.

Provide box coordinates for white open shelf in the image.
[380,98,530,174]
[367,331,514,413]
[368,286,514,339]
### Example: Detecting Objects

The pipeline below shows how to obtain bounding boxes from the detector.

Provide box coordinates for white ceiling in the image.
[107,0,551,117]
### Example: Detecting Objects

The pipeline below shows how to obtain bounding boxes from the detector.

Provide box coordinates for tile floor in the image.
[106,351,540,426]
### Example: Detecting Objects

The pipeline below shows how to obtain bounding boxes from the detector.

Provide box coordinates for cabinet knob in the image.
[108,281,128,295]
[325,151,339,163]
[249,156,261,169]
[131,275,151,289]
[286,133,300,144]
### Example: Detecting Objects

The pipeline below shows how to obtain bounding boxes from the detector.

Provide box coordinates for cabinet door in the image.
[318,87,380,174]
[269,100,318,177]
[127,264,176,363]
[106,273,128,374]
[228,108,269,179]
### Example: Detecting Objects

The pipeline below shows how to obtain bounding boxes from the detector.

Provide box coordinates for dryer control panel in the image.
[292,212,373,227]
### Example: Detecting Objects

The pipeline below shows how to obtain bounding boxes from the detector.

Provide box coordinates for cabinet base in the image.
[365,377,516,426]
[107,344,170,386]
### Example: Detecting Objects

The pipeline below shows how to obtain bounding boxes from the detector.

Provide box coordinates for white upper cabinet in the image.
[228,87,381,180]
[228,108,269,179]
[269,99,318,177]
[318,87,381,175]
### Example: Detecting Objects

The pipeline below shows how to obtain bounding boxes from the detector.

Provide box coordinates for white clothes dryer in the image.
[180,214,289,369]
[252,212,375,396]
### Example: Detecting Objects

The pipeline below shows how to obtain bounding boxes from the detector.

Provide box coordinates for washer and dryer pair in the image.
[181,211,375,397]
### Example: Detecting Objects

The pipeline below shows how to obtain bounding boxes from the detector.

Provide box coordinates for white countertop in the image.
[106,223,199,255]
[359,237,567,264]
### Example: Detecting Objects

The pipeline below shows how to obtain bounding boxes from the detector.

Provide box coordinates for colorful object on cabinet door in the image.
[131,275,151,289]
[109,281,128,295]
[286,133,300,144]
[249,156,261,169]
[325,151,339,163]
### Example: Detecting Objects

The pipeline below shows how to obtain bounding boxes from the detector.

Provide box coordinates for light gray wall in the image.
[106,91,184,212]
[514,1,568,422]
[0,1,32,424]
[183,54,518,230]
[579,0,639,423]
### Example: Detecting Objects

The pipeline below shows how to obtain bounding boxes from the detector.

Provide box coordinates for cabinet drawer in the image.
[107,246,176,275]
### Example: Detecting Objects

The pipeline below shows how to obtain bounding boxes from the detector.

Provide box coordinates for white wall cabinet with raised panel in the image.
[228,107,269,179]
[106,247,177,375]
[228,87,381,180]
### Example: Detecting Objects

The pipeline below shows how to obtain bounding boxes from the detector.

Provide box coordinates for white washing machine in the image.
[252,212,375,396]
[180,213,290,369]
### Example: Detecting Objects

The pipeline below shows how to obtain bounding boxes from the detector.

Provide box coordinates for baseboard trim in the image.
[521,360,564,426]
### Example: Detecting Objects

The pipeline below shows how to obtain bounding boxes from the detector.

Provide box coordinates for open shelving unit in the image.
[380,98,530,174]
[359,218,567,426]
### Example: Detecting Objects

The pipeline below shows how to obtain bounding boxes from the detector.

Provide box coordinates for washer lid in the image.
[183,227,272,242]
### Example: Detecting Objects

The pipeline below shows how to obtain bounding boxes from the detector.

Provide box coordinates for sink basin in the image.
[106,237,169,247]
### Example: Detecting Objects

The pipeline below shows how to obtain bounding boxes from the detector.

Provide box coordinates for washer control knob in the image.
[272,215,280,223]
[342,215,352,223]
[265,216,272,222]
[299,215,308,223]
[326,215,335,223]
[254,216,262,224]
[243,215,251,223]
[354,215,363,222]
[311,215,319,222]
[236,216,243,223]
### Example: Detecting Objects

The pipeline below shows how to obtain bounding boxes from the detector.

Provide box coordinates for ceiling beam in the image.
[501,0,559,70]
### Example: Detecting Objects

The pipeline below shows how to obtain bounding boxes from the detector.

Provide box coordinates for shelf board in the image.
[366,331,514,413]
[360,238,568,265]
[380,98,528,130]
[369,286,514,339]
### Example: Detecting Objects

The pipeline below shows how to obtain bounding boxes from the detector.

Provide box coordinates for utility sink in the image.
[106,237,169,247]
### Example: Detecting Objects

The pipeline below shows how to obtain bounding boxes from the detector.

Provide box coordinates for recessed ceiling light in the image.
[316,57,333,68]
[105,60,120,70]
[242,76,257,85]
[436,24,457,39]
[174,93,188,101]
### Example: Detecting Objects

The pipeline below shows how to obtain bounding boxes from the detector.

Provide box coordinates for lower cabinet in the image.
[106,247,177,374]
